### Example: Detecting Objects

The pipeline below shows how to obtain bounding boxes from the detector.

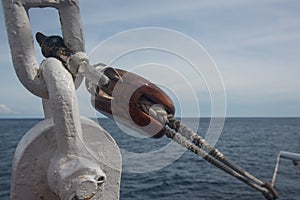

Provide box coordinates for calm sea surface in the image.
[1,118,299,199]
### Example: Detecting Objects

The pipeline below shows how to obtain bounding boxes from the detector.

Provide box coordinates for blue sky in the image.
[0,0,300,118]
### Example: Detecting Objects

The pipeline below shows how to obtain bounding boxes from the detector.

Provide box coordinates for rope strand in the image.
[138,99,277,200]
[165,127,276,200]
[167,116,264,186]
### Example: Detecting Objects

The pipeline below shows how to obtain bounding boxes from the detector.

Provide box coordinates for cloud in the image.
[81,0,284,26]
[0,104,14,114]
[1,0,300,117]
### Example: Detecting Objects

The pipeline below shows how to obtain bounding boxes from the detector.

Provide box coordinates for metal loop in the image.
[2,0,85,98]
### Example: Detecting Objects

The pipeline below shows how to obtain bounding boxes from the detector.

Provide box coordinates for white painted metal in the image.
[67,52,110,88]
[11,116,122,200]
[3,0,122,199]
[279,151,300,161]
[271,151,300,186]
[2,0,84,98]
[10,58,122,199]
[42,58,102,199]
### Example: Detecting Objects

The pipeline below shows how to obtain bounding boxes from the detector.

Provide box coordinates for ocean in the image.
[1,118,299,200]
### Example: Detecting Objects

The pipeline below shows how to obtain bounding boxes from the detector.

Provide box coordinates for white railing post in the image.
[2,0,122,199]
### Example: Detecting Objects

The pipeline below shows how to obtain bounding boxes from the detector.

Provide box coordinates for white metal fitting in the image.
[67,52,110,87]
[3,1,122,199]
[47,155,106,200]
[2,0,85,98]
[41,58,108,199]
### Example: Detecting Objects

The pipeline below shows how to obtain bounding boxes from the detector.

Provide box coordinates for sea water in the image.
[1,118,299,200]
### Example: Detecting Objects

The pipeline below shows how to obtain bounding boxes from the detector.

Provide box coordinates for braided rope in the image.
[167,115,264,186]
[166,128,274,197]
[164,127,276,200]
[38,32,276,199]
[138,99,277,199]
[137,98,169,125]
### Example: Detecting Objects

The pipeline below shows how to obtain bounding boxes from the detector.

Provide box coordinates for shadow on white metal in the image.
[2,0,122,199]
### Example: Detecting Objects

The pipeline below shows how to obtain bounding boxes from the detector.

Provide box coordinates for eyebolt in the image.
[96,175,106,185]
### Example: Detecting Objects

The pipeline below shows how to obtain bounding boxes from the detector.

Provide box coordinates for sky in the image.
[0,0,300,118]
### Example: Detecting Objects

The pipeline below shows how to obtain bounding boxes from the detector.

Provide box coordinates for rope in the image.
[167,115,264,186]
[164,127,275,200]
[137,98,169,125]
[138,99,278,200]
[36,33,277,199]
